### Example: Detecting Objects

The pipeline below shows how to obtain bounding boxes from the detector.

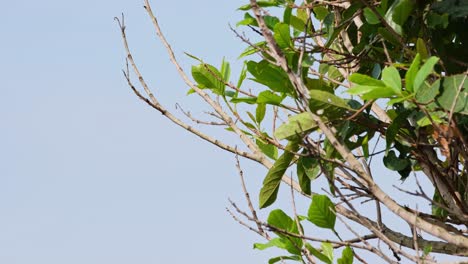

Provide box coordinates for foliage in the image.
[118,0,468,263]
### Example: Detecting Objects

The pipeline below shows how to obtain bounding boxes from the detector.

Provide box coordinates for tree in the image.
[116,0,468,263]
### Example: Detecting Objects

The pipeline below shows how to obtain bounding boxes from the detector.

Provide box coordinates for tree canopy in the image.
[117,0,468,263]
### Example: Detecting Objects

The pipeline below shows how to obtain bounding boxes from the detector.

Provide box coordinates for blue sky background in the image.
[0,1,449,263]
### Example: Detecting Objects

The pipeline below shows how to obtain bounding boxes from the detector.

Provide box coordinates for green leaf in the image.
[305,243,332,264]
[381,66,402,95]
[416,38,429,60]
[254,237,300,254]
[383,150,410,171]
[415,79,440,104]
[363,8,381,24]
[254,237,286,250]
[321,242,334,263]
[237,12,258,27]
[405,53,421,93]
[268,209,295,230]
[256,138,278,160]
[238,0,284,10]
[337,246,354,264]
[247,60,294,94]
[307,194,336,229]
[256,103,267,124]
[237,62,248,89]
[309,90,353,110]
[437,74,468,115]
[297,157,311,195]
[264,16,281,30]
[274,23,292,48]
[313,6,329,21]
[384,0,403,35]
[268,256,301,264]
[220,58,231,82]
[257,90,284,105]
[423,245,433,256]
[191,63,225,94]
[349,73,385,87]
[348,85,397,100]
[259,142,299,208]
[267,209,302,252]
[413,56,439,93]
[392,0,415,26]
[230,97,257,104]
[386,111,411,154]
[274,112,317,140]
[426,12,449,29]
[416,112,445,127]
[238,41,266,59]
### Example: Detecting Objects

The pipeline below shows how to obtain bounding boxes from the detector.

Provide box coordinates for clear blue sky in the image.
[0,1,447,263]
[1,1,281,263]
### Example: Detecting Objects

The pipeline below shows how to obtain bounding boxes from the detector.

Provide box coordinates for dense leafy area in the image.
[184,0,468,261]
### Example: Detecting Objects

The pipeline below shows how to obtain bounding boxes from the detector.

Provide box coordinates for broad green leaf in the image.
[416,38,429,60]
[387,93,413,106]
[392,0,415,26]
[349,73,385,87]
[309,90,352,110]
[415,79,440,104]
[267,209,302,251]
[307,194,336,229]
[274,112,317,140]
[268,255,301,264]
[289,15,307,32]
[256,138,278,160]
[238,41,266,59]
[337,246,354,264]
[384,0,403,35]
[237,13,258,27]
[301,156,320,180]
[386,110,411,154]
[230,97,257,104]
[268,209,295,231]
[405,53,421,93]
[305,243,332,264]
[313,6,329,21]
[259,142,299,208]
[247,60,294,94]
[381,66,402,95]
[437,74,468,115]
[361,86,398,100]
[264,16,281,30]
[321,242,334,263]
[347,85,381,95]
[378,27,402,47]
[348,85,396,100]
[426,12,449,29]
[413,56,439,93]
[254,237,286,250]
[416,112,444,127]
[191,64,224,94]
[297,156,311,195]
[256,103,266,124]
[238,0,284,10]
[257,90,284,105]
[363,8,381,24]
[254,237,300,255]
[432,189,448,218]
[274,23,292,48]
[383,150,410,171]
